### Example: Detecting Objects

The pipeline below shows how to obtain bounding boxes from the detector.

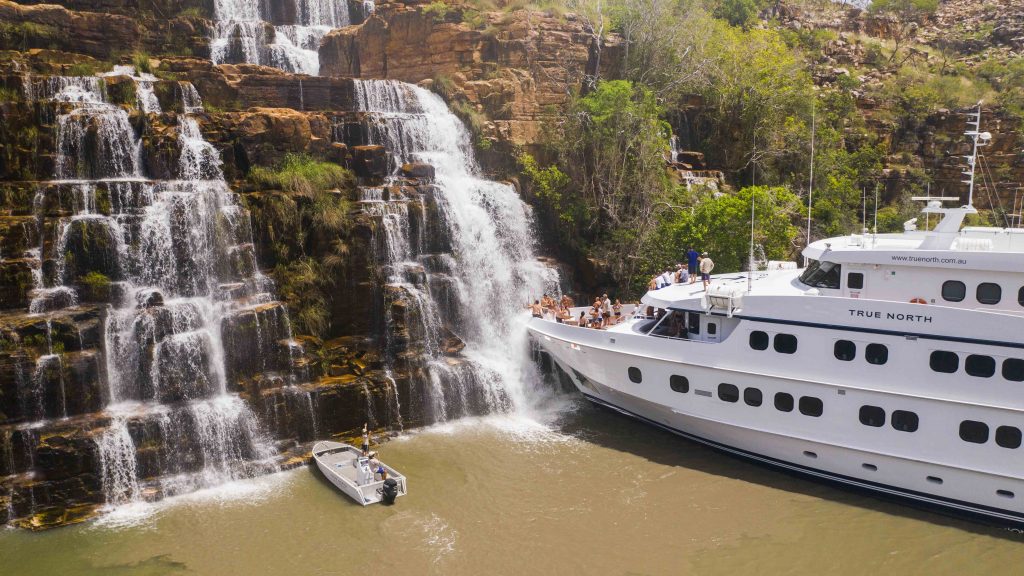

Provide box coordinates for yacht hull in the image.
[530,320,1024,529]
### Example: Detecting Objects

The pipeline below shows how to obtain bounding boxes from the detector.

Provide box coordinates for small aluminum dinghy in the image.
[312,441,408,505]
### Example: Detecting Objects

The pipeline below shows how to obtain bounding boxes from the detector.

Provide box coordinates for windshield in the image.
[799,260,841,289]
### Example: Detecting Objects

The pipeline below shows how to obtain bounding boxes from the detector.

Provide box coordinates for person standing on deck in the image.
[687,247,699,284]
[362,423,371,456]
[700,252,715,291]
[601,294,612,328]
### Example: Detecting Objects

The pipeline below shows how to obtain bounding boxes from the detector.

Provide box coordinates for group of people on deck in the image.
[528,293,623,329]
[649,248,714,291]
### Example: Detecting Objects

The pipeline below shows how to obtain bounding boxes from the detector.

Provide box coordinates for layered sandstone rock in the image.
[319,2,620,145]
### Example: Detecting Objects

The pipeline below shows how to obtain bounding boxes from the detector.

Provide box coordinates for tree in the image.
[869,0,939,65]
[522,80,673,286]
[639,185,804,290]
[712,0,768,28]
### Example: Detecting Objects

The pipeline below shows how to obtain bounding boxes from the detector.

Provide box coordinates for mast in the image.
[804,101,816,263]
[963,102,984,209]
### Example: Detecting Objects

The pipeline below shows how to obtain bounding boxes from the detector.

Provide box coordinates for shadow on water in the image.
[554,395,1024,542]
[89,555,188,575]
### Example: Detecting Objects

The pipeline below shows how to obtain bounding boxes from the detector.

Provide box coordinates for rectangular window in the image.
[798,396,823,417]
[774,334,798,354]
[847,272,864,290]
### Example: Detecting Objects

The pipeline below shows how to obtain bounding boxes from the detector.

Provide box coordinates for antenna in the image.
[805,100,816,264]
[872,183,879,247]
[861,187,866,233]
[925,181,930,229]
[962,101,991,209]
[748,188,756,293]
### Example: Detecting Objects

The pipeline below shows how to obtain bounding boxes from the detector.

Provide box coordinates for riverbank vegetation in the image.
[513,0,1019,295]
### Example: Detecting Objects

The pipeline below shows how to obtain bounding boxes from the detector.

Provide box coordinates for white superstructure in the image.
[529,114,1024,526]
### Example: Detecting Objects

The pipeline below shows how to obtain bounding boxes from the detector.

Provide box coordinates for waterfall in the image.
[97,419,142,505]
[19,69,283,514]
[210,0,358,75]
[355,80,559,421]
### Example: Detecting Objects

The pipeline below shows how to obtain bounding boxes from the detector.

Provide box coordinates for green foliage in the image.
[0,22,58,51]
[178,7,204,18]
[422,1,453,22]
[529,79,672,286]
[131,52,153,74]
[462,8,489,29]
[519,153,576,225]
[0,86,20,102]
[449,100,487,137]
[274,258,330,338]
[711,0,767,28]
[869,0,939,18]
[67,62,101,77]
[642,186,804,287]
[248,154,354,254]
[249,153,354,201]
[79,271,111,291]
[431,74,458,101]
[976,58,1024,120]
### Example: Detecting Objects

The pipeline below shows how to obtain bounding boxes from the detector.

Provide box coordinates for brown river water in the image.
[2,398,1022,575]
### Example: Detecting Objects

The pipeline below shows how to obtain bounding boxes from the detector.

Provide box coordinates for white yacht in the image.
[528,110,1024,526]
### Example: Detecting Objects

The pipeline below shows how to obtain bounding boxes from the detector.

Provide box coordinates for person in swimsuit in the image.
[361,423,370,456]
[613,299,622,323]
[530,300,543,318]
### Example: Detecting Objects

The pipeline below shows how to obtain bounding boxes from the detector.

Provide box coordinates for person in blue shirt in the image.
[686,247,699,284]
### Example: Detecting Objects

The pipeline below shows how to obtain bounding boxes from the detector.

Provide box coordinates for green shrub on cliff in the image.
[249,153,353,198]
[274,258,330,338]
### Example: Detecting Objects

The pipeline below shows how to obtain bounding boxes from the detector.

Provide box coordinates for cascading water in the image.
[210,0,363,75]
[15,67,291,516]
[354,80,559,422]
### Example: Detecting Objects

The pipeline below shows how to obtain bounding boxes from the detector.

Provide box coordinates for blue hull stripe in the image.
[667,307,1024,350]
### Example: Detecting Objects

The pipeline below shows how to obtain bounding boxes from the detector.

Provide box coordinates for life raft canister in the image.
[910,297,927,304]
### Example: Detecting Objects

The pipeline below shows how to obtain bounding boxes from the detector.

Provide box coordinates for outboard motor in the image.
[381,478,399,505]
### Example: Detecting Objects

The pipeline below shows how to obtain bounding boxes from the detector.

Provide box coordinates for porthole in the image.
[834,340,856,361]
[862,463,878,471]
[858,405,885,427]
[865,343,888,365]
[669,375,689,393]
[959,420,989,444]
[743,387,763,407]
[929,350,959,373]
[965,354,995,378]
[774,334,798,354]
[941,280,966,302]
[998,490,1015,499]
[803,451,817,459]
[977,282,1002,305]
[628,367,642,384]
[749,331,769,351]
[798,396,823,417]
[891,410,919,433]
[927,476,943,485]
[774,392,794,412]
[718,383,739,403]
[1002,358,1024,382]
[1019,286,1024,307]
[996,426,1022,449]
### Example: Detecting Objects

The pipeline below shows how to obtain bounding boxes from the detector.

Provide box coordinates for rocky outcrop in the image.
[320,2,620,145]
